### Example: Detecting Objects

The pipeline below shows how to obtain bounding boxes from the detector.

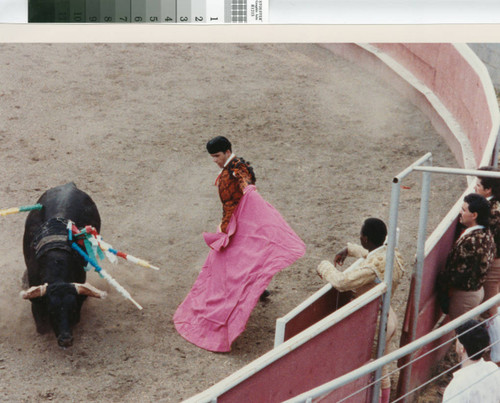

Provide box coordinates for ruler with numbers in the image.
[28,0,268,23]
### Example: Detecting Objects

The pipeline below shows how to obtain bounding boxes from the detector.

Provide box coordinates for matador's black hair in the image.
[206,136,232,154]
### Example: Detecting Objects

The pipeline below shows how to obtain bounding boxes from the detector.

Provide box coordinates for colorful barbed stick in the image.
[67,220,73,241]
[66,220,159,271]
[97,239,160,271]
[67,220,94,271]
[70,242,143,310]
[0,203,43,216]
[69,226,112,265]
[91,237,118,264]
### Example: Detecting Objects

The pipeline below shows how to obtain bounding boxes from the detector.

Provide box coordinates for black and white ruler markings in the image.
[28,0,267,23]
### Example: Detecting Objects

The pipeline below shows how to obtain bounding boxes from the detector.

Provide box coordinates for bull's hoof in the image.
[57,334,73,348]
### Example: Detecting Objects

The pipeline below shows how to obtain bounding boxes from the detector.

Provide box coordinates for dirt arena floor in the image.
[0,43,468,402]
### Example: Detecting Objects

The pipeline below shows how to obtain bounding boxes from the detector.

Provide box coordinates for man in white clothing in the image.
[443,319,500,402]
[316,218,406,403]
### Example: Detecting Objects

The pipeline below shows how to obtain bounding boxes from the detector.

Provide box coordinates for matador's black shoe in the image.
[260,289,271,301]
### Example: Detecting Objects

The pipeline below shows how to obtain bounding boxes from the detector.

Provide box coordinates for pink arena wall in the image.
[297,44,497,399]
[321,43,497,169]
[374,43,494,166]
[190,44,498,402]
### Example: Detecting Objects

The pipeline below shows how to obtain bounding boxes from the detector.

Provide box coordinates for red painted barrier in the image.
[283,287,354,343]
[218,298,380,403]
[316,372,374,403]
[397,217,459,396]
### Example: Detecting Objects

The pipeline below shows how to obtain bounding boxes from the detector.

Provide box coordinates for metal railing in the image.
[284,294,500,403]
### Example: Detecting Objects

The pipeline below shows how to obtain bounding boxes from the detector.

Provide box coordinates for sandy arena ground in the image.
[0,43,467,402]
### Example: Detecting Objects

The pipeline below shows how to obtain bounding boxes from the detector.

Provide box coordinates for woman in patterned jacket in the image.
[475,166,500,317]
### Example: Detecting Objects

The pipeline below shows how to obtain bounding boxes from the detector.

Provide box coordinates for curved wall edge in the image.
[454,43,500,167]
[320,43,499,252]
[319,43,473,170]
[185,43,500,402]
[359,43,477,171]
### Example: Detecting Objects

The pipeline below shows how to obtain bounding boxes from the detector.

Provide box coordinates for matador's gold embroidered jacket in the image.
[217,156,255,233]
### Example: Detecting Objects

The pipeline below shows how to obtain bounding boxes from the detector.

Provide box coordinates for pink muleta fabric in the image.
[173,185,306,352]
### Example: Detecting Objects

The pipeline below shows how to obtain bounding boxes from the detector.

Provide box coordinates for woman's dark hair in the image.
[478,166,500,200]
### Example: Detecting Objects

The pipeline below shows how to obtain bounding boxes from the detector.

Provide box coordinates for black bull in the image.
[21,182,107,347]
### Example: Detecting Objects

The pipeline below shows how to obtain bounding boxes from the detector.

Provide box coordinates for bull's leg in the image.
[31,300,50,334]
[21,270,29,289]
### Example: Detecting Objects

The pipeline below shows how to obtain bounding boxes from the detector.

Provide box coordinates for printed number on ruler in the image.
[28,0,268,23]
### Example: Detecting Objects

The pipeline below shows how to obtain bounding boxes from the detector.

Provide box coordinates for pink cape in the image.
[173,185,306,352]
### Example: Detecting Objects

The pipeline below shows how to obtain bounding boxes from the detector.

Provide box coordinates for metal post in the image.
[372,179,401,403]
[401,158,432,400]
[371,153,433,403]
[412,166,500,178]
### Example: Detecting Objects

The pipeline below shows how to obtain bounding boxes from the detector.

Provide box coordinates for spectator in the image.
[476,166,500,317]
[437,193,496,320]
[317,217,406,403]
[442,319,500,402]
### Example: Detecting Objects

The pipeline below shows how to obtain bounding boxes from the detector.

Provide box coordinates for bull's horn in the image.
[73,283,107,299]
[20,283,48,299]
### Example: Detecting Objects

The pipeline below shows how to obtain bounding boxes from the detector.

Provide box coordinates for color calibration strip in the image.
[28,0,268,23]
